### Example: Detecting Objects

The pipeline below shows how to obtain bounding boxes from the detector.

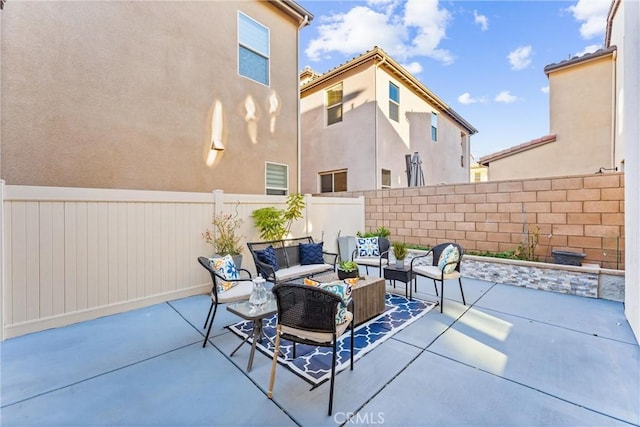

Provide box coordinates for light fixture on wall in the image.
[210,100,225,151]
[595,166,618,174]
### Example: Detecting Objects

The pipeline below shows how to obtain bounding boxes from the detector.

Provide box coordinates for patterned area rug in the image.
[228,293,437,386]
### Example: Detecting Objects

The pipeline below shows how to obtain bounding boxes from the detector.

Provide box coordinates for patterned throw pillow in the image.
[357,237,380,257]
[209,255,239,293]
[437,245,460,274]
[255,245,279,271]
[299,242,324,265]
[319,280,353,324]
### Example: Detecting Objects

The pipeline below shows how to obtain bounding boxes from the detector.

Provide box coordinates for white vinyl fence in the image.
[0,184,364,340]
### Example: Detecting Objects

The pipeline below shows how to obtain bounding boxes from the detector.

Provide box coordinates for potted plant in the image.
[337,260,359,280]
[252,193,305,241]
[203,208,244,267]
[392,241,408,268]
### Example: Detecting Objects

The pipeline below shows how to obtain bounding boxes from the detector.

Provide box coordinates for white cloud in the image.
[495,91,517,103]
[541,86,549,94]
[575,44,601,56]
[305,0,454,65]
[458,92,482,105]
[567,0,609,39]
[402,61,423,75]
[507,45,533,70]
[474,10,488,31]
[305,7,406,61]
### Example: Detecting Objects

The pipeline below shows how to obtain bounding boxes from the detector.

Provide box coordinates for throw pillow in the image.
[304,277,321,287]
[255,245,279,272]
[299,242,325,265]
[437,244,460,274]
[209,255,239,293]
[357,237,380,257]
[319,280,353,324]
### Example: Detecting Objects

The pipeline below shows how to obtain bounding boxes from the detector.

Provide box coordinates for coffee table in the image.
[304,272,386,325]
[227,299,277,371]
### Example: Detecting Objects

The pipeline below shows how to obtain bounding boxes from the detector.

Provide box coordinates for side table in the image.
[227,299,277,371]
[383,265,415,300]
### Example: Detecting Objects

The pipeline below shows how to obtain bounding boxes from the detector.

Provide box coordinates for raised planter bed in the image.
[405,250,624,302]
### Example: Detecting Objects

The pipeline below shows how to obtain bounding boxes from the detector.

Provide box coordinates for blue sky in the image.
[296,0,611,159]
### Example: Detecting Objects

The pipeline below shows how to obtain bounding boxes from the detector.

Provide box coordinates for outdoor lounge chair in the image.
[268,283,354,416]
[410,242,465,312]
[197,256,253,347]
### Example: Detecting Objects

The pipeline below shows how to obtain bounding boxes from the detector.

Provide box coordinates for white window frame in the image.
[326,83,343,126]
[238,12,270,86]
[265,162,288,195]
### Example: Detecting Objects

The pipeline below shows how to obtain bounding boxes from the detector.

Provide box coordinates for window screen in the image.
[238,13,269,85]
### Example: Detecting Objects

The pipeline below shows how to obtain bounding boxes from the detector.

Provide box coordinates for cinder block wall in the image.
[329,173,625,270]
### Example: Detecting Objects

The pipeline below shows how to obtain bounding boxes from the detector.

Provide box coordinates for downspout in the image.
[611,49,617,170]
[296,15,309,193]
[375,56,387,189]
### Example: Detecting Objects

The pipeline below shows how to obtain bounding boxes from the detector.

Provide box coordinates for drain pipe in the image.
[375,55,387,189]
[610,49,617,170]
[296,14,309,192]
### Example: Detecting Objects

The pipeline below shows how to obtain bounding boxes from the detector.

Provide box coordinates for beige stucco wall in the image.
[1,1,301,194]
[487,54,614,181]
[300,62,378,193]
[300,57,471,193]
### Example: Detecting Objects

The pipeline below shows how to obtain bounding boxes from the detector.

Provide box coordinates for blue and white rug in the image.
[228,293,437,386]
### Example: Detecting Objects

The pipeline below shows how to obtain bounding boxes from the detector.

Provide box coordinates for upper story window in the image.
[238,12,269,86]
[389,82,399,122]
[320,170,347,193]
[431,112,438,142]
[326,83,343,126]
[265,162,288,195]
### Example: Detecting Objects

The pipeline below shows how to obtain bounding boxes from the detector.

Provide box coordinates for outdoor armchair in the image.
[268,283,354,416]
[410,242,465,312]
[197,256,253,347]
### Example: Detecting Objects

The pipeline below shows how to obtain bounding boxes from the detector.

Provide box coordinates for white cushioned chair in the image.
[410,242,465,312]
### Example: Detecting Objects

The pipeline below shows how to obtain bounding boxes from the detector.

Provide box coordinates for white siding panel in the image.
[25,202,40,321]
[76,202,89,311]
[64,202,77,312]
[11,202,27,323]
[39,202,54,318]
[52,203,65,315]
[86,202,99,308]
[97,203,109,306]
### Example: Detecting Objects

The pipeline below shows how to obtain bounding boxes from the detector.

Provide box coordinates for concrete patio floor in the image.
[1,274,638,427]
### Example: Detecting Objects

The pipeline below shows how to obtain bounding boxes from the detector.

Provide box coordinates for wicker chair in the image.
[197,256,253,347]
[409,242,465,312]
[267,283,354,416]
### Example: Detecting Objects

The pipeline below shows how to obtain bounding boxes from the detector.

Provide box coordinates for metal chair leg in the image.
[440,282,444,313]
[328,339,337,416]
[202,303,218,348]
[203,301,214,328]
[458,278,466,305]
[432,279,439,296]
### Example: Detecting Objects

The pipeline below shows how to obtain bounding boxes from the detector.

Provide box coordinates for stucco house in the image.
[479,46,618,181]
[1,1,311,195]
[299,47,477,194]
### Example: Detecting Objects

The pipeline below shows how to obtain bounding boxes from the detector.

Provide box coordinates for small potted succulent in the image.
[337,260,359,280]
